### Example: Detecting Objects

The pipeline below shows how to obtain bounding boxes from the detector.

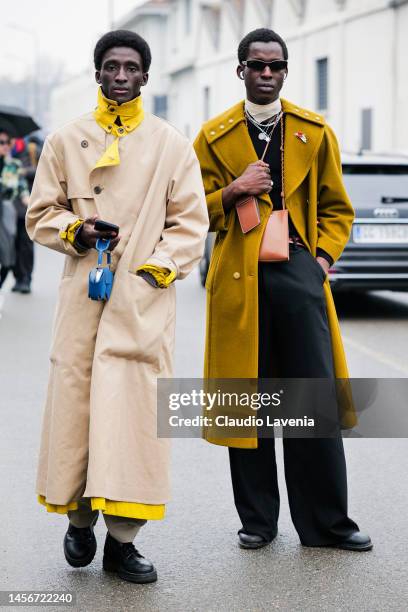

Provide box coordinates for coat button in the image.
[93,185,103,195]
[117,127,125,134]
[108,106,115,112]
[81,140,88,148]
[233,272,240,280]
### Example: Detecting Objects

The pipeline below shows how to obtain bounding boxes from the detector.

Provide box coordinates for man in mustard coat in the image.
[194,28,372,552]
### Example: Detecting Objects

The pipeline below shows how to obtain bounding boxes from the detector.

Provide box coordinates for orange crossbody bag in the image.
[235,112,289,262]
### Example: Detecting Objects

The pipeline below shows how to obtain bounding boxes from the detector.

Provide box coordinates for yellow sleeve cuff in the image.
[136,265,176,288]
[59,218,84,245]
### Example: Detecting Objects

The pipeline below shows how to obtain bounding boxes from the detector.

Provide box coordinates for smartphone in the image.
[94,219,120,235]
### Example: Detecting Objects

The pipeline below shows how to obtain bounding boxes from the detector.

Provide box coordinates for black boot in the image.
[103,532,157,583]
[63,520,97,568]
[11,280,31,294]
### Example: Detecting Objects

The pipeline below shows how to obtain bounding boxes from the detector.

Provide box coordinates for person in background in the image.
[0,128,30,306]
[11,135,41,293]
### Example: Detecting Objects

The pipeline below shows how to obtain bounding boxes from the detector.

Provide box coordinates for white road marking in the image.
[342,334,408,376]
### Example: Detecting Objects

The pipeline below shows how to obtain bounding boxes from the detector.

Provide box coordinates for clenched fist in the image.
[235,161,272,196]
[222,161,272,212]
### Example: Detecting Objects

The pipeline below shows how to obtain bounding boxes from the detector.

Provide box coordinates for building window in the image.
[361,108,373,151]
[203,86,210,121]
[153,95,168,119]
[202,6,221,50]
[316,57,328,111]
[185,0,192,33]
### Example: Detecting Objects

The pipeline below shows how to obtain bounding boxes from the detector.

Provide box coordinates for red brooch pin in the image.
[294,131,307,143]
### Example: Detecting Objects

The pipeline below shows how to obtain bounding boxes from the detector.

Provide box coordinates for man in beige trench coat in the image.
[26,30,208,584]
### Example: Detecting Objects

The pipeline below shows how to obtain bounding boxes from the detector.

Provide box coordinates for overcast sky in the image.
[0,0,144,81]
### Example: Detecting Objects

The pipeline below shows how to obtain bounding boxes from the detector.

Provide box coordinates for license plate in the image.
[353,224,408,243]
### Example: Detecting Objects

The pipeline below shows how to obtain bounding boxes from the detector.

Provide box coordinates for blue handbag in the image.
[88,239,114,301]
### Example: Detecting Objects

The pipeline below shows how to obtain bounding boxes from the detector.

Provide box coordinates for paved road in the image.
[0,246,407,612]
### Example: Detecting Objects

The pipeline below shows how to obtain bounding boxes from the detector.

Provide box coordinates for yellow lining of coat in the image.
[37,495,165,520]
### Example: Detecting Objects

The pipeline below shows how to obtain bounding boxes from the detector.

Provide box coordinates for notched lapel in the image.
[211,117,272,209]
[283,112,324,200]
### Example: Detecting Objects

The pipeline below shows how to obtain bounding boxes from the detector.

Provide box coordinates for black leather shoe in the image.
[103,533,157,583]
[18,281,31,294]
[238,531,273,549]
[63,521,97,567]
[11,281,31,294]
[330,531,373,551]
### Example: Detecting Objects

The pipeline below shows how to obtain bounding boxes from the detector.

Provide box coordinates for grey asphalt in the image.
[1,246,408,612]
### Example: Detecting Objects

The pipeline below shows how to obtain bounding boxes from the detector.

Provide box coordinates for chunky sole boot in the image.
[103,533,157,583]
[63,520,97,568]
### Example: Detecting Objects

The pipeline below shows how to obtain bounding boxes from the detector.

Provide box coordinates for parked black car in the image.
[199,153,408,292]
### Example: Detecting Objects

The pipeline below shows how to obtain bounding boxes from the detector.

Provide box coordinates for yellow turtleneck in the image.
[92,87,145,168]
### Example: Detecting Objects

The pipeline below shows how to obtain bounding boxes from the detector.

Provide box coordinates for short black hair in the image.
[238,28,288,63]
[94,30,152,72]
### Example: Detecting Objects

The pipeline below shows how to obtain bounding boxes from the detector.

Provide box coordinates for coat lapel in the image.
[281,101,325,200]
[209,102,272,208]
[207,98,325,206]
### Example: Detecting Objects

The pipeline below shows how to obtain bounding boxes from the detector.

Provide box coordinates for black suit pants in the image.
[14,217,34,283]
[228,245,359,545]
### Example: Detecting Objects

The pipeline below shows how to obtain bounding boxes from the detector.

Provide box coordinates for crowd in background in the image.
[0,130,41,316]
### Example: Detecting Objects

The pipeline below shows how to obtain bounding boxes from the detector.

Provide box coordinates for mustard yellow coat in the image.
[193,98,356,449]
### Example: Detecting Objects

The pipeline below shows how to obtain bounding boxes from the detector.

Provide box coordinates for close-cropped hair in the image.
[94,29,152,72]
[238,28,289,63]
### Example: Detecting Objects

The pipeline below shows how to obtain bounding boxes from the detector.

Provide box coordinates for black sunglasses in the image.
[242,59,288,72]
[0,139,10,145]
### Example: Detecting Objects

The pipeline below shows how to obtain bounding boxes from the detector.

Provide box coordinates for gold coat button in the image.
[220,124,225,129]
[233,272,240,279]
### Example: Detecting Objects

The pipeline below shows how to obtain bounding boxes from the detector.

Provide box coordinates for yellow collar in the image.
[93,87,144,168]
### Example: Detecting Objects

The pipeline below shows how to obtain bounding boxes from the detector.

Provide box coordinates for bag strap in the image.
[256,112,286,211]
[96,238,111,266]
[259,111,283,161]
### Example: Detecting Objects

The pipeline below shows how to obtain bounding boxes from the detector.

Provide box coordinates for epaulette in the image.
[281,99,325,126]
[202,101,245,144]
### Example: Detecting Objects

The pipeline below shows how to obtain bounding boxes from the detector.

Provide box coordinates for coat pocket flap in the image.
[67,186,94,200]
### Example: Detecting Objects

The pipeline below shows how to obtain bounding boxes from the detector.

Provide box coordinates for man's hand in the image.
[222,161,272,211]
[235,161,272,196]
[76,215,121,251]
[316,256,330,276]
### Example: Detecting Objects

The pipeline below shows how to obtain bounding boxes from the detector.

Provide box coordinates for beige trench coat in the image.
[26,112,209,506]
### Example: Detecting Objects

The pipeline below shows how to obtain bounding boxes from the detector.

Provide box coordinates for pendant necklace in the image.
[245,110,281,142]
